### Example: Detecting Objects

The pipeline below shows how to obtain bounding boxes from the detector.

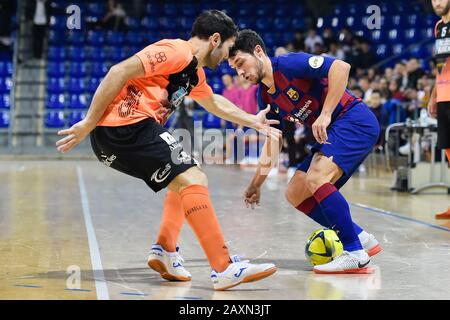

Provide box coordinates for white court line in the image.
[77,166,110,300]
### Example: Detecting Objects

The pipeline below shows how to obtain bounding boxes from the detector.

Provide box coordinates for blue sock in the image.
[296,197,364,236]
[312,183,362,252]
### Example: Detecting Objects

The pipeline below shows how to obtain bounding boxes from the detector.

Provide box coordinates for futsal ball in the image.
[305,228,343,266]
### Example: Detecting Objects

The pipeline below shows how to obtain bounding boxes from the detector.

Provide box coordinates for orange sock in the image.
[156,190,185,252]
[180,185,230,272]
[446,149,450,163]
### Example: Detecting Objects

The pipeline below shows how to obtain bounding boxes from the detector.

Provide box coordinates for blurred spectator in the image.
[221,74,241,107]
[405,58,425,89]
[0,1,15,53]
[360,41,377,69]
[292,30,305,52]
[26,0,50,60]
[312,43,325,55]
[388,80,405,100]
[351,86,364,99]
[322,27,335,49]
[326,41,346,60]
[304,28,323,53]
[102,0,127,31]
[275,46,289,57]
[366,90,385,147]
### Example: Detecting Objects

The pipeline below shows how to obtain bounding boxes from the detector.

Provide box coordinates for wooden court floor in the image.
[0,160,449,300]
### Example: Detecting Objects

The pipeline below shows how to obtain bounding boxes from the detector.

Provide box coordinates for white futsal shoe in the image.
[360,233,382,257]
[147,244,191,281]
[210,255,277,291]
[313,251,372,274]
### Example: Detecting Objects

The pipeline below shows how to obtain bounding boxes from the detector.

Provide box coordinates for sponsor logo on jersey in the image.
[101,154,117,167]
[151,163,172,183]
[286,88,299,101]
[308,55,324,69]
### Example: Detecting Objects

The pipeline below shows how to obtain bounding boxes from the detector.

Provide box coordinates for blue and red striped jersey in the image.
[257,52,361,129]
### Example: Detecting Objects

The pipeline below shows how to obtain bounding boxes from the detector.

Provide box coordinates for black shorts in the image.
[90,118,197,192]
[437,102,450,149]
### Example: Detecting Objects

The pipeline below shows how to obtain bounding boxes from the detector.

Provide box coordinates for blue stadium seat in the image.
[86,30,105,46]
[0,61,12,76]
[47,62,65,77]
[0,111,9,128]
[375,44,391,60]
[0,77,12,94]
[50,16,67,30]
[126,17,140,30]
[163,3,178,16]
[45,111,65,128]
[68,111,86,126]
[392,44,405,56]
[255,17,273,32]
[387,29,403,43]
[47,77,65,94]
[404,28,420,44]
[0,94,10,109]
[202,113,221,129]
[179,17,195,30]
[68,78,86,94]
[46,93,65,109]
[48,46,65,62]
[424,14,438,27]
[48,30,65,45]
[69,62,87,77]
[180,3,198,16]
[273,18,289,31]
[68,46,86,62]
[125,31,142,45]
[68,94,88,109]
[145,3,163,15]
[86,46,107,62]
[87,2,106,18]
[105,31,125,46]
[291,17,305,30]
[67,31,84,45]
[106,47,123,63]
[91,62,109,78]
[88,77,101,93]
[407,14,419,27]
[141,17,159,30]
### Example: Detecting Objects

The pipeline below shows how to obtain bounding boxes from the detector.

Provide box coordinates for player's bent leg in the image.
[286,169,381,257]
[169,167,277,290]
[304,153,371,274]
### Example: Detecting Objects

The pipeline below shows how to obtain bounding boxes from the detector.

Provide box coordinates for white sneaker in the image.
[360,233,382,257]
[313,251,372,274]
[147,244,191,281]
[210,255,277,291]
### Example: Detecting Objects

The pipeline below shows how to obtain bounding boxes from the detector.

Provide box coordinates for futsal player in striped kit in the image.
[229,30,382,274]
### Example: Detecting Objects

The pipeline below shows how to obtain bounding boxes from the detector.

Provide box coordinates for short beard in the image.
[255,58,265,83]
[434,1,450,16]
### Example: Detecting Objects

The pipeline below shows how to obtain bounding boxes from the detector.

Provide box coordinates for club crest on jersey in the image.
[286,87,299,101]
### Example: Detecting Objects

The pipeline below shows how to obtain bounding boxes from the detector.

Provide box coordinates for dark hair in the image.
[191,10,238,43]
[229,29,267,58]
[371,89,382,95]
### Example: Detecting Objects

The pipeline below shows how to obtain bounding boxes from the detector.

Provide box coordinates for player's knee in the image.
[305,171,325,194]
[285,183,297,206]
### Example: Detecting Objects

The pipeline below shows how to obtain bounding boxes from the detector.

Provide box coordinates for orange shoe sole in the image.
[147,259,191,282]
[435,213,450,219]
[313,267,374,274]
[367,244,382,257]
[214,267,278,291]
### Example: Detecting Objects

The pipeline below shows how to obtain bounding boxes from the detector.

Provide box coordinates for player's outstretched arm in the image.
[56,56,145,153]
[194,94,282,141]
[313,60,351,144]
[243,134,282,209]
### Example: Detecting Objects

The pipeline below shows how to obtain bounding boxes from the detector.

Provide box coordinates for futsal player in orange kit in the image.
[55,10,279,290]
[430,0,450,219]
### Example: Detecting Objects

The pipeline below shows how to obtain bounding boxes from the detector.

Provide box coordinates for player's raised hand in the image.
[56,119,94,153]
[312,113,331,144]
[254,105,282,141]
[244,183,261,210]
